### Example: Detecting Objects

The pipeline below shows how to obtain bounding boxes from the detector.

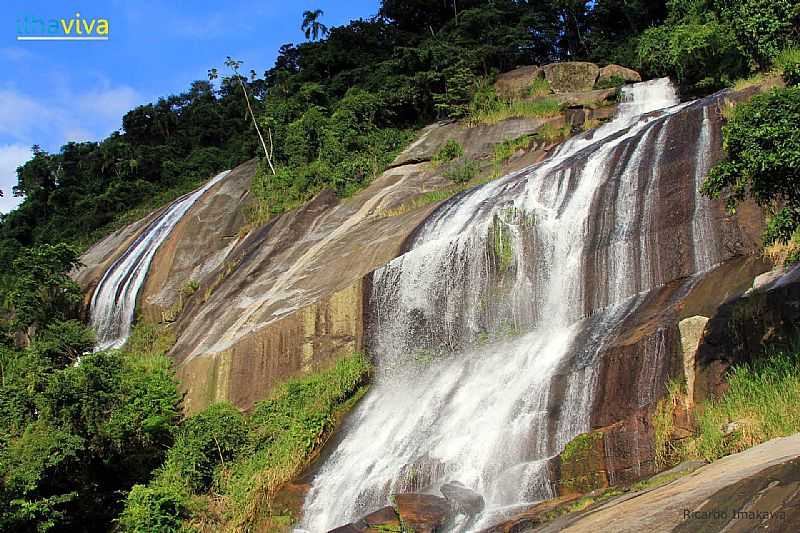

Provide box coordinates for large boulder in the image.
[493,65,544,99]
[394,493,451,533]
[542,62,600,93]
[440,481,485,515]
[597,64,642,85]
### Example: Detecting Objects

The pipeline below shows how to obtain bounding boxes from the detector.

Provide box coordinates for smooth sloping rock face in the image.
[535,434,800,533]
[73,206,166,306]
[542,62,600,93]
[598,64,642,84]
[392,115,565,167]
[138,159,255,322]
[440,481,485,515]
[394,493,450,532]
[170,163,448,411]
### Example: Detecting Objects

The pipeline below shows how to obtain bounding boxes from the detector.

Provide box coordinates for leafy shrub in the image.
[432,139,465,165]
[527,77,551,97]
[637,19,747,94]
[119,354,371,530]
[775,47,800,86]
[702,87,800,247]
[118,484,188,533]
[715,0,800,70]
[444,159,480,183]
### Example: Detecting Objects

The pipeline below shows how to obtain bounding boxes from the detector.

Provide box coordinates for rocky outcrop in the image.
[440,481,485,516]
[494,65,544,99]
[597,64,642,85]
[542,62,601,93]
[394,493,450,533]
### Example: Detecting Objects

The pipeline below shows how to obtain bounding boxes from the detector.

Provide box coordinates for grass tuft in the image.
[470,98,563,126]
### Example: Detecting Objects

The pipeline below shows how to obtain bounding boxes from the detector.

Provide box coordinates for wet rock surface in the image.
[440,481,485,515]
[394,493,451,532]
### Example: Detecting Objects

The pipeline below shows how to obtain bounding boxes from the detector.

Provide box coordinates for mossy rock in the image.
[558,431,609,495]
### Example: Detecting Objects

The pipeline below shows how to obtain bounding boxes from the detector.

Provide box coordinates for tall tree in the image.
[301,9,329,41]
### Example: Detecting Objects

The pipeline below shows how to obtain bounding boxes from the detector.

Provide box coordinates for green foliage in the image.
[470,95,563,126]
[775,48,800,86]
[637,18,745,93]
[527,77,552,97]
[702,87,800,246]
[432,139,465,165]
[119,353,371,531]
[433,63,478,119]
[126,321,177,359]
[493,134,536,176]
[118,483,189,533]
[1,339,182,532]
[6,243,82,332]
[443,159,480,183]
[638,0,799,94]
[715,0,800,70]
[693,342,800,461]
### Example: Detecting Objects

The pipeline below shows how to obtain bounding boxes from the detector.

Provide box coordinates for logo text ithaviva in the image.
[16,13,109,41]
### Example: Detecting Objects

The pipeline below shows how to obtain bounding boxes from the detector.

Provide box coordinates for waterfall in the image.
[89,171,230,350]
[301,78,724,532]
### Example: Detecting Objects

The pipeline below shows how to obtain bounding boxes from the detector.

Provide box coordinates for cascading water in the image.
[90,171,230,350]
[301,79,726,531]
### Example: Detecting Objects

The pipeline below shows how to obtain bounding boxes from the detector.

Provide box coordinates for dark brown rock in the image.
[362,505,401,528]
[478,494,582,532]
[694,264,800,405]
[327,524,364,533]
[393,493,451,533]
[440,481,485,515]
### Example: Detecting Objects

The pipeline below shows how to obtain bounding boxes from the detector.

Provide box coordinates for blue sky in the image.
[0,0,379,213]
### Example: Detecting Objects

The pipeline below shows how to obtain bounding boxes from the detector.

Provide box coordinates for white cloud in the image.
[76,84,141,123]
[0,47,34,63]
[0,83,141,149]
[0,144,32,214]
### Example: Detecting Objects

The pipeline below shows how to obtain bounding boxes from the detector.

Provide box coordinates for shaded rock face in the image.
[694,263,800,405]
[542,62,600,93]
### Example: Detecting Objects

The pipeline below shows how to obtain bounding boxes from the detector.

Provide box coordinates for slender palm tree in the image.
[301,9,328,41]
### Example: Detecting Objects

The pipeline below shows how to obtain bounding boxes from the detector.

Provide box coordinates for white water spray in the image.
[301,79,725,531]
[90,171,230,350]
